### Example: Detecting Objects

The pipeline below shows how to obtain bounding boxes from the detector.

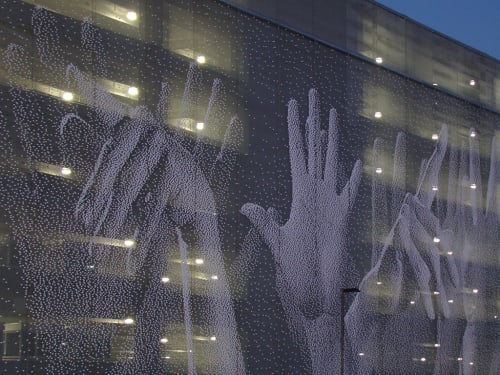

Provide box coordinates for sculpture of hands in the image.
[242,89,362,373]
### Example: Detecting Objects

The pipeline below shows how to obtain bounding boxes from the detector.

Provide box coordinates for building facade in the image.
[0,0,498,374]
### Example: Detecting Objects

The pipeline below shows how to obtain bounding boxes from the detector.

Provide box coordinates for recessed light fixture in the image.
[433,237,440,243]
[196,55,206,64]
[434,343,440,347]
[211,275,218,280]
[161,277,170,283]
[410,300,416,305]
[448,299,454,303]
[210,336,217,341]
[62,92,74,101]
[195,258,204,265]
[61,167,72,175]
[196,122,204,130]
[126,11,137,21]
[472,289,478,294]
[374,111,382,118]
[433,291,440,295]
[469,362,474,366]
[375,57,383,64]
[124,239,135,247]
[432,185,438,191]
[420,357,426,362]
[432,83,438,86]
[359,352,365,356]
[376,281,382,285]
[128,86,139,96]
[160,338,168,344]
[470,130,476,137]
[431,133,439,140]
[470,183,477,190]
[123,318,134,325]
[447,251,453,255]
[457,357,463,361]
[469,79,476,86]
[375,167,383,174]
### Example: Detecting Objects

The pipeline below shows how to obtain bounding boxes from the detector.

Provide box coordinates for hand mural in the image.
[4,8,244,375]
[346,128,499,375]
[242,89,362,374]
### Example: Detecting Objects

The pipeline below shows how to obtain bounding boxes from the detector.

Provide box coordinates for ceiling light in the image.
[434,343,440,347]
[124,239,135,247]
[469,79,476,86]
[433,291,440,295]
[448,299,454,303]
[432,185,438,191]
[433,237,440,243]
[160,338,168,344]
[472,289,478,294]
[196,122,204,130]
[469,362,474,365]
[161,277,170,283]
[123,318,134,325]
[210,336,217,341]
[420,357,426,362]
[359,352,365,356]
[376,281,382,285]
[128,86,139,96]
[470,183,477,189]
[447,251,453,255]
[61,167,72,175]
[62,92,74,101]
[410,301,415,305]
[457,357,463,361]
[375,57,383,64]
[195,258,204,265]
[375,167,383,174]
[432,83,438,86]
[470,130,476,137]
[126,11,137,21]
[164,356,170,359]
[211,275,218,280]
[196,55,206,64]
[374,111,382,118]
[431,134,439,140]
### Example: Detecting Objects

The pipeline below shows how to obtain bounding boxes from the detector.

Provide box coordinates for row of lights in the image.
[373,56,477,87]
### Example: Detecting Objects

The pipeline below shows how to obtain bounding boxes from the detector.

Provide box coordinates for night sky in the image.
[376,0,500,60]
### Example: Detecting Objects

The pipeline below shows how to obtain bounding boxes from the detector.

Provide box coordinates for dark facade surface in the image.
[0,0,498,374]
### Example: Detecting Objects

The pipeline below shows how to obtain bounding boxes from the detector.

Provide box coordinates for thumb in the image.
[241,203,280,251]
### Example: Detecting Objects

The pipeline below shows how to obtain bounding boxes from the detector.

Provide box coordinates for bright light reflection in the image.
[447,251,453,255]
[196,55,206,64]
[472,289,478,294]
[420,357,426,362]
[124,239,135,247]
[374,111,382,118]
[470,130,477,137]
[161,277,170,283]
[123,318,134,325]
[196,122,204,130]
[211,275,218,280]
[433,237,440,243]
[432,185,438,191]
[431,133,439,140]
[434,343,440,347]
[410,301,416,305]
[470,183,477,189]
[62,92,74,101]
[375,57,383,64]
[433,291,440,295]
[469,79,476,86]
[61,167,72,175]
[376,281,382,285]
[448,299,454,303]
[126,11,137,21]
[210,336,217,341]
[375,167,383,174]
[128,86,139,96]
[160,338,168,344]
[359,352,365,356]
[195,258,204,265]
[457,357,463,361]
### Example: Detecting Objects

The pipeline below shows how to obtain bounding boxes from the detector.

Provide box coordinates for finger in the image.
[416,124,448,208]
[469,128,482,224]
[371,137,388,267]
[399,205,435,319]
[391,132,406,223]
[485,136,499,220]
[342,159,362,210]
[287,99,307,180]
[324,108,339,189]
[444,147,459,228]
[307,88,321,179]
[241,203,280,253]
